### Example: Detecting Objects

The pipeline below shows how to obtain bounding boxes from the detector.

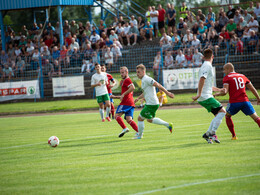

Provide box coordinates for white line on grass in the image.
[131,173,260,195]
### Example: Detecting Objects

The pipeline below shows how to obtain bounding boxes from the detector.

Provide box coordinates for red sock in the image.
[226,116,236,137]
[116,116,127,129]
[127,120,138,132]
[255,117,260,128]
[111,103,115,117]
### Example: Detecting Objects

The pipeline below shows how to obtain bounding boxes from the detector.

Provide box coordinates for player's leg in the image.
[104,94,111,121]
[125,107,138,132]
[135,115,145,139]
[241,101,260,128]
[98,101,105,122]
[225,103,240,139]
[115,110,129,138]
[109,95,115,119]
[209,107,226,143]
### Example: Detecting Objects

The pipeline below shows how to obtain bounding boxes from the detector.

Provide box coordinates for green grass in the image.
[0,90,259,114]
[0,107,260,194]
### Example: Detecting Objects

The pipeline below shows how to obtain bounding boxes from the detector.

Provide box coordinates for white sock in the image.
[99,108,104,119]
[106,106,111,117]
[152,117,169,127]
[206,120,214,135]
[211,112,226,134]
[138,121,145,136]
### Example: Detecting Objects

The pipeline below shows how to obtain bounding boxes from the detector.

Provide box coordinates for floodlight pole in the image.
[0,11,5,51]
[57,5,64,49]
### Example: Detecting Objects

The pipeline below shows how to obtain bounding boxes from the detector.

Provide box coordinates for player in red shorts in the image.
[214,63,260,139]
[110,66,138,138]
[101,64,116,119]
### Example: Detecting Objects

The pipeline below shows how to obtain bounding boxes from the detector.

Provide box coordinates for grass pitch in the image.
[0,106,260,194]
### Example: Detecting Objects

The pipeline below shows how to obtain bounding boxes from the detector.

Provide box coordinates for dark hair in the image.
[203,48,213,59]
[94,63,100,66]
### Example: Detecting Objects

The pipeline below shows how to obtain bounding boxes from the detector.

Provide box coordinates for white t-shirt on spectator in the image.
[70,42,80,50]
[150,10,159,23]
[248,20,259,32]
[193,52,203,64]
[109,34,118,41]
[183,33,193,43]
[123,26,130,34]
[105,51,113,64]
[111,46,122,56]
[130,19,138,27]
[90,34,100,43]
[26,46,35,54]
[254,7,260,16]
[176,54,185,64]
[160,35,172,45]
[192,39,201,48]
[115,26,124,34]
[15,49,21,56]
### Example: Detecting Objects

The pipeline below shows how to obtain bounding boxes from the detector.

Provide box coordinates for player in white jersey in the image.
[192,49,226,144]
[134,64,174,139]
[91,63,111,122]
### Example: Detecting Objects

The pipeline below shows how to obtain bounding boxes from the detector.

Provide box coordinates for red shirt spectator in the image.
[44,35,53,48]
[220,31,230,40]
[158,5,166,22]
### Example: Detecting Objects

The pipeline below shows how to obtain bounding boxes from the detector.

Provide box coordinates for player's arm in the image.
[246,82,260,105]
[153,81,174,98]
[91,82,101,88]
[192,77,205,101]
[214,84,229,97]
[108,79,116,88]
[135,93,144,103]
[120,84,135,102]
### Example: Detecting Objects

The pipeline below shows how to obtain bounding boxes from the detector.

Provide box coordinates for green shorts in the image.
[140,104,159,119]
[96,94,110,103]
[198,97,222,113]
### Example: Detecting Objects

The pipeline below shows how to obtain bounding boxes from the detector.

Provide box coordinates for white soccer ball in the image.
[48,136,59,147]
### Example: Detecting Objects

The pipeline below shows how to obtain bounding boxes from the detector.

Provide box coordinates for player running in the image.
[91,63,111,122]
[192,48,226,144]
[110,66,139,138]
[214,63,260,139]
[101,64,116,119]
[134,64,174,139]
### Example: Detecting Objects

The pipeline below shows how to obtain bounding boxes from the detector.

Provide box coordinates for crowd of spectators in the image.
[0,1,260,82]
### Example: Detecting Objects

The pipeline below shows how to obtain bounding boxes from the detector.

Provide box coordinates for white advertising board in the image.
[163,67,216,90]
[0,80,40,102]
[52,76,85,97]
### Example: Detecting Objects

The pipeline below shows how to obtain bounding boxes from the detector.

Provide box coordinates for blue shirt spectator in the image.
[52,46,60,61]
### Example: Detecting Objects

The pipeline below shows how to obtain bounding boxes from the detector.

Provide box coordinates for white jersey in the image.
[91,72,108,97]
[141,75,159,105]
[197,61,214,102]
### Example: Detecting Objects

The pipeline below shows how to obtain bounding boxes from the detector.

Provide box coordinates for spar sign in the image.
[163,67,216,90]
[0,80,40,101]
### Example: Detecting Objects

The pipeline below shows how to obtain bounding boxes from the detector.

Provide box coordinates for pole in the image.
[57,5,64,49]
[0,11,6,51]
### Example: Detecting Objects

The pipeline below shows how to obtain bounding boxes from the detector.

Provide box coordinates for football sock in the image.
[152,118,169,127]
[255,117,260,128]
[206,120,214,136]
[226,116,236,137]
[111,103,115,117]
[138,121,145,135]
[99,108,104,120]
[127,120,138,132]
[116,116,127,129]
[106,106,111,118]
[211,112,226,133]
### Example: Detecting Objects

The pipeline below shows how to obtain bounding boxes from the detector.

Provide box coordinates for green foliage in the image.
[3,15,13,25]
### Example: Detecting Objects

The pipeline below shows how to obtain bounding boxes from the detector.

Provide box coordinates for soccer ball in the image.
[48,136,59,147]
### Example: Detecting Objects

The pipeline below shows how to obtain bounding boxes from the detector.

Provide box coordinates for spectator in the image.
[205,14,215,29]
[70,20,78,35]
[52,46,60,61]
[43,59,52,76]
[233,10,241,25]
[44,35,53,48]
[55,22,61,37]
[238,17,247,29]
[78,22,85,39]
[248,17,259,33]
[218,12,229,29]
[109,30,118,42]
[247,1,255,15]
[145,6,152,22]
[21,25,28,37]
[241,26,251,47]
[167,4,176,35]
[183,29,193,52]
[229,35,238,52]
[31,49,40,70]
[83,43,93,60]
[14,45,21,59]
[18,35,27,48]
[0,50,8,65]
[25,42,34,63]
[141,21,153,41]
[214,21,222,34]
[60,45,69,68]
[150,6,159,37]
[129,15,138,27]
[180,21,189,37]
[46,22,55,34]
[242,10,252,24]
[81,59,93,74]
[175,49,185,68]
[7,43,15,60]
[90,30,100,50]
[105,37,113,48]
[153,51,161,75]
[119,22,130,45]
[127,22,139,46]
[184,49,193,68]
[218,28,230,48]
[164,51,174,69]
[187,16,195,30]
[160,32,172,52]
[195,15,202,24]
[99,20,107,36]
[236,37,244,55]
[198,21,208,39]
[118,16,125,26]
[48,59,61,80]
[91,51,100,64]
[207,7,215,20]
[200,33,209,51]
[191,22,199,35]
[104,47,113,70]
[115,22,124,35]
[177,17,185,36]
[226,5,236,19]
[69,47,81,67]
[248,30,259,54]
[226,19,237,37]
[69,37,80,52]
[192,48,203,67]
[180,2,188,20]
[254,2,260,22]
[63,20,71,32]
[197,9,206,22]
[111,43,122,63]
[191,34,201,51]
[235,25,244,38]
[2,63,13,81]
[15,56,25,77]
[158,4,166,35]
[137,16,145,32]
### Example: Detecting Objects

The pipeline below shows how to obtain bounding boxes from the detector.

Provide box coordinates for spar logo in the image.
[0,86,35,96]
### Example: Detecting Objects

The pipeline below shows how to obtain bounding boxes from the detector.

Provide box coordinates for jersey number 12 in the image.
[233,77,245,90]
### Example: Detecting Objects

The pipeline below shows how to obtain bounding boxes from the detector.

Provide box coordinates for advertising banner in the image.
[0,80,40,102]
[52,76,85,97]
[163,67,216,90]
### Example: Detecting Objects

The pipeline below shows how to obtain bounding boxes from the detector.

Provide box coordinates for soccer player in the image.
[101,64,116,119]
[192,48,226,144]
[134,64,174,139]
[214,63,260,139]
[91,63,111,122]
[110,66,138,138]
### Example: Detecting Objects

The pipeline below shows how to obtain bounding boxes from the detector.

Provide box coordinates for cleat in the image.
[210,134,220,143]
[118,128,129,138]
[106,117,111,122]
[133,132,142,139]
[202,133,213,144]
[102,119,105,122]
[168,123,173,133]
[112,115,115,120]
[231,136,238,140]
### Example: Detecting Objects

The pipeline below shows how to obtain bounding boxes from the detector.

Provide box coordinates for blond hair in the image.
[136,64,146,71]
[120,66,128,72]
